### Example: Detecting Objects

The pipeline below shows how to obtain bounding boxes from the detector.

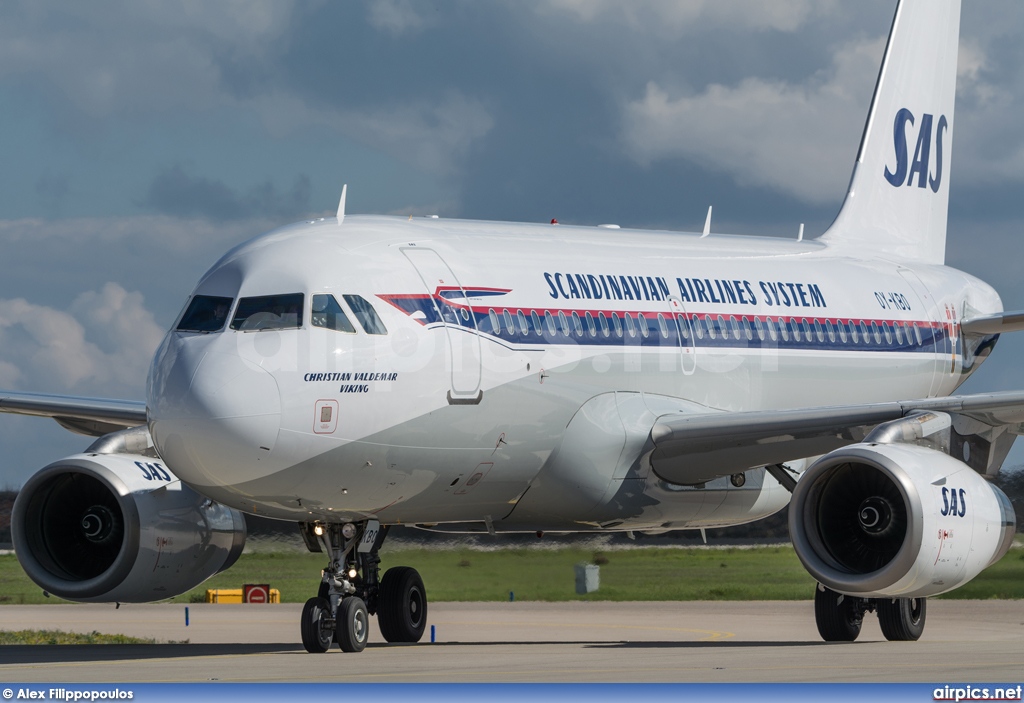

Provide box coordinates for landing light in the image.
[313,525,325,536]
[347,568,358,579]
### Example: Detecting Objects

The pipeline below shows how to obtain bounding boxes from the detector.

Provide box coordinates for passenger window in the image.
[894,323,904,345]
[705,314,716,340]
[850,321,860,344]
[531,310,542,335]
[311,294,356,333]
[914,323,923,346]
[342,294,388,335]
[638,313,649,338]
[558,311,571,336]
[678,314,690,340]
[503,309,516,335]
[231,293,303,331]
[488,309,500,333]
[754,317,765,342]
[658,313,669,339]
[598,312,610,337]
[792,319,801,342]
[767,318,778,342]
[825,320,836,343]
[545,311,557,336]
[625,313,637,338]
[742,317,753,342]
[883,322,893,345]
[780,319,790,342]
[517,310,529,335]
[611,313,623,337]
[571,311,583,336]
[693,316,705,340]
[177,295,233,333]
[870,321,881,344]
[837,321,847,343]
[586,311,597,337]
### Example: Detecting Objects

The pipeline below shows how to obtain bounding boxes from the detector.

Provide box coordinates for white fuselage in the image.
[146,215,1002,532]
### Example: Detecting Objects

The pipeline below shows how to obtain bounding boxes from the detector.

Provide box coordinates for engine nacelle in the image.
[790,442,1015,599]
[12,453,246,603]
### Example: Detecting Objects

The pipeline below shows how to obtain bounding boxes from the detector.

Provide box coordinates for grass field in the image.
[1,540,1022,605]
[0,630,155,644]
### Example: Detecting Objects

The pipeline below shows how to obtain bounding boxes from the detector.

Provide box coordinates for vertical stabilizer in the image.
[820,0,961,264]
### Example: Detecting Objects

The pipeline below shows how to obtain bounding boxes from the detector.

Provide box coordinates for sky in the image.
[2,0,1024,488]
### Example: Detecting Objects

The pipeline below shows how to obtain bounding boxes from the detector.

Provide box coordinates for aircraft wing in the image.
[0,390,147,437]
[649,390,1024,485]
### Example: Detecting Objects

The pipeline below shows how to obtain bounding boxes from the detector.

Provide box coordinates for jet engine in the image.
[12,452,246,603]
[790,442,1015,599]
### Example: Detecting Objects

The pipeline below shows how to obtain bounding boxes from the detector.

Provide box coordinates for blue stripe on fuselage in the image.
[379,293,952,355]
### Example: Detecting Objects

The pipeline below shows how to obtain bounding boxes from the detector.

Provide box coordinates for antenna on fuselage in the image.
[336,184,348,224]
[701,206,712,238]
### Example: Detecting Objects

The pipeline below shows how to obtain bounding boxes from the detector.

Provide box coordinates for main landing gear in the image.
[814,583,927,642]
[298,519,428,654]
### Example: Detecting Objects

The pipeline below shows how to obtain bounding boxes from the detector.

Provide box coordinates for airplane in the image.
[1,0,1020,653]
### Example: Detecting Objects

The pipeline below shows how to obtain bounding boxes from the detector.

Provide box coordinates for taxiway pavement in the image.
[1,600,1022,682]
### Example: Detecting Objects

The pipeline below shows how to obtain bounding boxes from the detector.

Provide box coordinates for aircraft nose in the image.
[149,345,282,487]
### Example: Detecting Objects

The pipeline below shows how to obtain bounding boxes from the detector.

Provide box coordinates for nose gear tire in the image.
[336,596,369,652]
[300,596,333,653]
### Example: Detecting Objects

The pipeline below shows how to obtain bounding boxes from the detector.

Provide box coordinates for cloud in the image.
[0,283,164,396]
[366,0,433,35]
[0,3,491,183]
[620,37,882,204]
[942,38,1024,189]
[0,214,284,336]
[0,1,298,119]
[253,90,494,178]
[534,0,839,34]
[142,165,312,222]
[0,213,276,256]
[340,93,495,177]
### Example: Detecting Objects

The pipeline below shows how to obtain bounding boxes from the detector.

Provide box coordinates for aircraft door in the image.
[939,300,962,379]
[667,296,696,375]
[402,248,483,403]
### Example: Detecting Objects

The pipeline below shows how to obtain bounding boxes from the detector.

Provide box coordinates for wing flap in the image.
[649,391,1024,485]
[0,390,147,437]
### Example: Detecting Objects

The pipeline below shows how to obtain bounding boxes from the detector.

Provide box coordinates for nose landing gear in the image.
[298,519,428,653]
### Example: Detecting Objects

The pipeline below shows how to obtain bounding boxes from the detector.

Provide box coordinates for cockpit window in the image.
[176,295,234,333]
[342,294,388,335]
[311,294,356,333]
[230,293,304,331]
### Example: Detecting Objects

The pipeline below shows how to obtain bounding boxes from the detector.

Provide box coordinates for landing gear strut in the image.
[813,583,927,642]
[298,519,428,653]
